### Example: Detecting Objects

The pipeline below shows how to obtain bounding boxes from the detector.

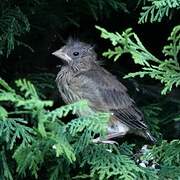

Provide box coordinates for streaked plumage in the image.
[53,39,156,143]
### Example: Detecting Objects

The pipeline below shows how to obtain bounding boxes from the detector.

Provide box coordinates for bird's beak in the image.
[52,49,72,62]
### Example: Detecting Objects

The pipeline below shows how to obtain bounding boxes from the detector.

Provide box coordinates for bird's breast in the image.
[56,68,95,117]
[56,68,81,104]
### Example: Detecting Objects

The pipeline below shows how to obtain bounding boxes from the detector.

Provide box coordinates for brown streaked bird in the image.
[52,39,156,144]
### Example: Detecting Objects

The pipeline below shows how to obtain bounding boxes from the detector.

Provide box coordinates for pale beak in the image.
[52,49,72,62]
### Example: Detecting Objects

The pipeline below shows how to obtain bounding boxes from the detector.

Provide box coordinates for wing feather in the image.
[72,67,147,130]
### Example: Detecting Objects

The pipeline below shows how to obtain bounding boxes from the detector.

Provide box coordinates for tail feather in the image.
[145,131,157,144]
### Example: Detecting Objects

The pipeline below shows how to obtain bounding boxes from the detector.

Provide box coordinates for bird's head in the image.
[52,38,96,66]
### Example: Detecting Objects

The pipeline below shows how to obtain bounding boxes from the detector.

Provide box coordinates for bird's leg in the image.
[92,132,124,145]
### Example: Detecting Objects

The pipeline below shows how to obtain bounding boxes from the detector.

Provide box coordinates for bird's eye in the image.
[73,52,79,56]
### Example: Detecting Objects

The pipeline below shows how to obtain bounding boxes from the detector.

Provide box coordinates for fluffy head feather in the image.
[52,39,96,64]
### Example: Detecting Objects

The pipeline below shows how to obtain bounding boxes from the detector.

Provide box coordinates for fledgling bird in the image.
[52,39,156,144]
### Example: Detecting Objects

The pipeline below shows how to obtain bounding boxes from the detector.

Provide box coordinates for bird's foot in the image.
[92,137,118,145]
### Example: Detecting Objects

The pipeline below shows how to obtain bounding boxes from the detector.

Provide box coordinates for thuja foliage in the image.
[0,78,157,180]
[0,78,105,179]
[0,7,30,57]
[1,78,179,179]
[143,140,180,179]
[96,25,180,95]
[96,24,180,179]
[138,0,180,23]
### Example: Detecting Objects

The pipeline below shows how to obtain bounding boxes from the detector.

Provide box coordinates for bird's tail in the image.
[144,131,157,144]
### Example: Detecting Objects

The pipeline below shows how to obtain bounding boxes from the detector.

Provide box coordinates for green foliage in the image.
[0,78,110,179]
[74,143,158,180]
[96,23,180,179]
[67,112,109,153]
[0,118,35,149]
[144,140,180,166]
[0,78,84,177]
[0,148,13,180]
[0,7,30,57]
[163,24,180,62]
[96,25,180,95]
[13,142,44,178]
[16,79,39,99]
[27,73,56,99]
[0,77,179,179]
[1,78,178,179]
[139,0,180,23]
[143,140,180,179]
[83,145,141,180]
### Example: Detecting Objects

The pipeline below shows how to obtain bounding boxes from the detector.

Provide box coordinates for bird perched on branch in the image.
[52,38,156,144]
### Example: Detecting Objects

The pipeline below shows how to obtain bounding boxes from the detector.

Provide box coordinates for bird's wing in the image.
[71,67,147,130]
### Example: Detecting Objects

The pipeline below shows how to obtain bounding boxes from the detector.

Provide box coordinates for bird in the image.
[52,38,156,144]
